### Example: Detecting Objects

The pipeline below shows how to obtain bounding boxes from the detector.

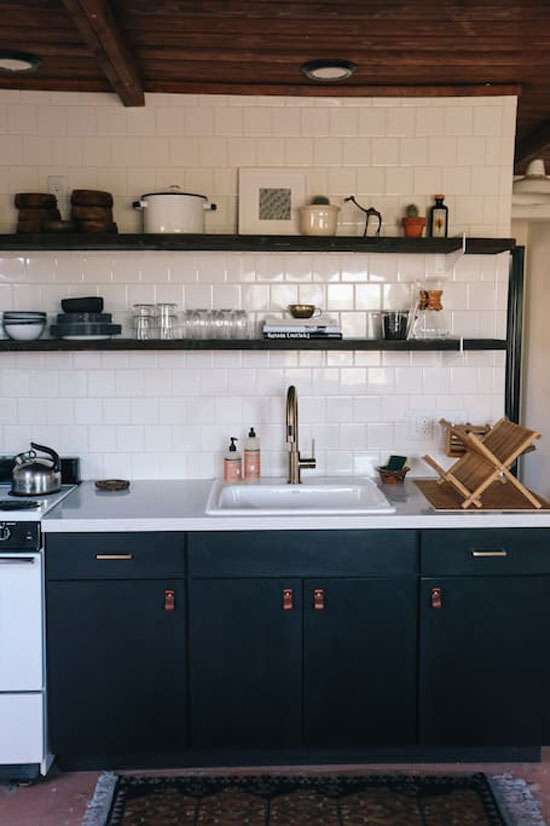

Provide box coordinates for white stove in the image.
[0,484,76,523]
[0,483,76,779]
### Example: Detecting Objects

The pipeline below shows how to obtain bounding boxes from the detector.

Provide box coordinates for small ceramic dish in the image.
[95,479,130,492]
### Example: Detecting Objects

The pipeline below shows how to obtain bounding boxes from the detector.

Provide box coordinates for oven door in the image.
[0,553,43,691]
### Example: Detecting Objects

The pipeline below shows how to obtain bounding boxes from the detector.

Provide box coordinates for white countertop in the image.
[42,479,550,532]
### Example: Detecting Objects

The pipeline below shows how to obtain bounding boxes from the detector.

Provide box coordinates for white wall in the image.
[0,90,516,480]
[515,220,550,497]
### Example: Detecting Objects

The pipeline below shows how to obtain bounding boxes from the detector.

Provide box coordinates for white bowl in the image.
[3,322,46,341]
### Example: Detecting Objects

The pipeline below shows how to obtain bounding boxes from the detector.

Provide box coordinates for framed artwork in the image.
[238,168,306,235]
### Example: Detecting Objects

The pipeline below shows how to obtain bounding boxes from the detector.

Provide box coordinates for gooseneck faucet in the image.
[286,385,316,484]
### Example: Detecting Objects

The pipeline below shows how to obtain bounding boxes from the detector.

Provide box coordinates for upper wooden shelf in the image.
[0,234,516,255]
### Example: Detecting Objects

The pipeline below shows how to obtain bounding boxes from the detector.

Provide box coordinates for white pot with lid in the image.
[132,185,216,233]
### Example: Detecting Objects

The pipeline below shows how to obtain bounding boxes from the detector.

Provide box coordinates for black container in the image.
[61,296,104,313]
[382,311,409,340]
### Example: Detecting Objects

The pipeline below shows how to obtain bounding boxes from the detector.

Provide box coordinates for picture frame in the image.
[238,168,306,235]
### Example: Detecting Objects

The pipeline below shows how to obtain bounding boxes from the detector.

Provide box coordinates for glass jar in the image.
[156,303,178,340]
[132,304,158,341]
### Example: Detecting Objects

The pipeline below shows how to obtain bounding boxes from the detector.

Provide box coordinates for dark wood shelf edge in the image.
[0,338,507,352]
[0,234,515,255]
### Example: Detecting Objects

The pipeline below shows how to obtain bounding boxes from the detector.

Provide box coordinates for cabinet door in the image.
[47,579,187,764]
[304,578,417,747]
[189,579,302,749]
[420,577,548,746]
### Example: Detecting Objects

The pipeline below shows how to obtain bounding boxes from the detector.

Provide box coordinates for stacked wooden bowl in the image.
[15,193,61,233]
[70,190,117,233]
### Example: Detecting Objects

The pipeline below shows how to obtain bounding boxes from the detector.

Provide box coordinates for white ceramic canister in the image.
[299,204,340,236]
[132,185,217,233]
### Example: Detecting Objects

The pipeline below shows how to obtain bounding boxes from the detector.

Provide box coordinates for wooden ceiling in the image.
[1,0,550,170]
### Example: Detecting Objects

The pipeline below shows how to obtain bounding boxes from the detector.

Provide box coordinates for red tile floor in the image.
[1,753,550,826]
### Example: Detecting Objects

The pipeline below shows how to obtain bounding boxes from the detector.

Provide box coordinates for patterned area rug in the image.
[80,772,531,825]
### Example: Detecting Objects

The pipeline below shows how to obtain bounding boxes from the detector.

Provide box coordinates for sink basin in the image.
[206,477,395,516]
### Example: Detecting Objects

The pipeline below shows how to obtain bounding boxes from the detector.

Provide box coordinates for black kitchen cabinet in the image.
[419,576,550,746]
[189,578,302,749]
[47,578,187,766]
[304,578,417,747]
[187,529,418,751]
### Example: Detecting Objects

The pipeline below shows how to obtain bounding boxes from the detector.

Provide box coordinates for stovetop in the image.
[0,485,76,521]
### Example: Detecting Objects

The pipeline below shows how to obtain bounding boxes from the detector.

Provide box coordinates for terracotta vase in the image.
[402,216,427,238]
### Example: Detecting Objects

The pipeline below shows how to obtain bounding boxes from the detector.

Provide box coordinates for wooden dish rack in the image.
[424,417,543,510]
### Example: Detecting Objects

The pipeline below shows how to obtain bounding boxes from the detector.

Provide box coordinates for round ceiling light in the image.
[302,59,357,82]
[0,51,41,74]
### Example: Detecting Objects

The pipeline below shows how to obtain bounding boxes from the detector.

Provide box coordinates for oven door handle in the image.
[0,557,36,564]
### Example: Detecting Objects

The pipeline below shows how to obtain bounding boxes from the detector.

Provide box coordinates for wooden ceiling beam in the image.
[515,121,550,168]
[143,80,521,98]
[61,0,144,106]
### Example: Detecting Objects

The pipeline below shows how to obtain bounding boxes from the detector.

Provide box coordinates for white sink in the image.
[206,477,395,516]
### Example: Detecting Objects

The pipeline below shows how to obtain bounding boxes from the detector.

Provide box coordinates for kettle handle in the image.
[30,442,60,472]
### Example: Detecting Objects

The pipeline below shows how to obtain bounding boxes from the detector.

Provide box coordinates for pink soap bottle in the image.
[244,427,261,480]
[223,437,242,482]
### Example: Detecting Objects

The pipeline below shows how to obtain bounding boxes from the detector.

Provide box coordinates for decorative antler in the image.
[344,195,382,238]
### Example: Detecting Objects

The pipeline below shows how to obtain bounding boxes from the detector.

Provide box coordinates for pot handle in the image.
[132,200,146,209]
[203,202,217,212]
[30,442,60,472]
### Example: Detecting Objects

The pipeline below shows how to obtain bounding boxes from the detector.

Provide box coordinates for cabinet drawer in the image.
[421,529,550,575]
[188,530,417,577]
[46,533,186,579]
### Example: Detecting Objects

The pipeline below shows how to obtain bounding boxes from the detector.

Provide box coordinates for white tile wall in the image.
[0,249,508,479]
[0,90,515,479]
[0,90,515,237]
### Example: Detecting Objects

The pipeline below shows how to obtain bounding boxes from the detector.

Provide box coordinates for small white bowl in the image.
[3,322,46,341]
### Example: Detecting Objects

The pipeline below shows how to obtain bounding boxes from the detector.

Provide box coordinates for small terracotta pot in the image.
[402,216,426,238]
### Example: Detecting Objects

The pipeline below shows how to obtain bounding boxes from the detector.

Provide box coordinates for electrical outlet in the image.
[47,175,66,202]
[410,415,433,440]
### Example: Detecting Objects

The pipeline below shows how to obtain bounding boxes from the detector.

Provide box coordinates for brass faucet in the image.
[285,385,316,484]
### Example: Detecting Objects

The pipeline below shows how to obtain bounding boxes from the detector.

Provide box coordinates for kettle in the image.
[12,443,61,496]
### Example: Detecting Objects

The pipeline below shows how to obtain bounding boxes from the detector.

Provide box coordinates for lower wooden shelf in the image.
[0,338,507,352]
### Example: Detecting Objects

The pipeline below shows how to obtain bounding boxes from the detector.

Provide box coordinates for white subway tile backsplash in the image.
[0,91,513,477]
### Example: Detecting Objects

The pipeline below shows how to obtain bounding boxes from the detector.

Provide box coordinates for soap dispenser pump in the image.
[244,427,261,480]
[223,437,242,482]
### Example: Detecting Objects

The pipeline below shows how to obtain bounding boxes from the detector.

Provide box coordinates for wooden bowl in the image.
[95,479,130,492]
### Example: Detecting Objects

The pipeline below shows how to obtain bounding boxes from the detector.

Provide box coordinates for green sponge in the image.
[386,455,408,471]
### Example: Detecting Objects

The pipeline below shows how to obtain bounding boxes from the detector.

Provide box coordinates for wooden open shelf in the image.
[0,338,508,352]
[0,234,515,255]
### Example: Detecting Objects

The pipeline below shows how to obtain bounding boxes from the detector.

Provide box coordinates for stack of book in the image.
[263,315,342,340]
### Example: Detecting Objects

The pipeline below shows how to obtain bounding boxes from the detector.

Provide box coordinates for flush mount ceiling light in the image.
[0,51,41,74]
[302,59,357,82]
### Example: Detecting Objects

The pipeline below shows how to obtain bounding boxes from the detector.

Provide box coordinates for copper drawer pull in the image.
[95,554,134,561]
[164,589,176,612]
[431,587,442,609]
[282,588,294,611]
[471,550,509,558]
[313,588,325,611]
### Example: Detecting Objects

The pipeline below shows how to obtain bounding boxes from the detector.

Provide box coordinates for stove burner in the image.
[0,499,40,511]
